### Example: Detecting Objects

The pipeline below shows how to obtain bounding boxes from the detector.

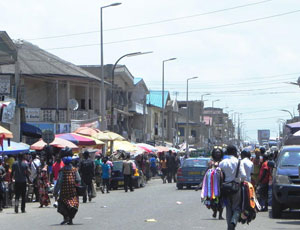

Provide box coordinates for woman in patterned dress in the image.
[38,163,50,207]
[54,155,81,225]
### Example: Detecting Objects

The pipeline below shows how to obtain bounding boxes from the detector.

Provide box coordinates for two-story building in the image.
[0,38,105,142]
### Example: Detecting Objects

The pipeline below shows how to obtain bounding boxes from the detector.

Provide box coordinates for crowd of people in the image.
[201,144,276,230]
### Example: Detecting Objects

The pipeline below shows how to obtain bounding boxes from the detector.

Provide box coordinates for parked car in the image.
[176,157,210,189]
[110,160,146,190]
[272,145,300,218]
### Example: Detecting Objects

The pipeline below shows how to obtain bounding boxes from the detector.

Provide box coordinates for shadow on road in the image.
[269,209,300,225]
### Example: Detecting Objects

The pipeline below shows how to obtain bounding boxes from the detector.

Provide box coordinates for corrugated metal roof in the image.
[146,90,169,108]
[0,40,100,81]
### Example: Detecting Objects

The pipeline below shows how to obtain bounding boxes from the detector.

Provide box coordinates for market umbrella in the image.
[56,133,104,146]
[74,127,101,137]
[1,140,29,155]
[31,137,79,151]
[0,125,13,139]
[136,143,157,153]
[97,131,125,141]
[169,147,180,153]
[156,146,169,153]
[113,141,142,152]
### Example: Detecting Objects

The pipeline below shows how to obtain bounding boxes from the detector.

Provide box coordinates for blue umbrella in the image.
[1,140,30,155]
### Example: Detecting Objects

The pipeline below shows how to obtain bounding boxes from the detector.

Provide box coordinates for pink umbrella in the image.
[56,133,96,146]
[156,146,169,153]
[136,143,157,153]
[31,137,79,151]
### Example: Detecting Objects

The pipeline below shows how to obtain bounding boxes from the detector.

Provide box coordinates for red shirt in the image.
[52,161,65,180]
[259,161,270,184]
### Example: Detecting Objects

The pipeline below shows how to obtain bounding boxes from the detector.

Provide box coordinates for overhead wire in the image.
[43,9,300,50]
[25,0,274,41]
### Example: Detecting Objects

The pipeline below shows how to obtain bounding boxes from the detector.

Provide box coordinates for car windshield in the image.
[113,161,123,171]
[183,159,208,167]
[279,151,300,167]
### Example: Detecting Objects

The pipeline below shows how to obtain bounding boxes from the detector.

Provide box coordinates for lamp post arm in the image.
[111,54,131,132]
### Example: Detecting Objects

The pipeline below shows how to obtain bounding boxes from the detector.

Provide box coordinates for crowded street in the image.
[0,179,298,230]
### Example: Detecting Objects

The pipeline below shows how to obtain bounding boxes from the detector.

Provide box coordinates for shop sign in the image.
[2,98,15,124]
[0,75,10,94]
[25,108,40,122]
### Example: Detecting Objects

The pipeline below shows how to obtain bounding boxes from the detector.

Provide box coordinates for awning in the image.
[286,122,300,134]
[21,123,42,138]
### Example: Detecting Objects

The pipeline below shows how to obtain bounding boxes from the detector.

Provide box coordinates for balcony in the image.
[25,108,98,123]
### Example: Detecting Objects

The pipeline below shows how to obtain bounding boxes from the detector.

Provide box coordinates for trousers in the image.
[15,182,27,211]
[225,188,241,230]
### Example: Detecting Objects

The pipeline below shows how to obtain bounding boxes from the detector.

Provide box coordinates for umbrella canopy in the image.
[169,147,180,153]
[31,137,79,151]
[0,126,13,139]
[74,127,101,137]
[56,133,104,146]
[113,141,140,152]
[156,146,169,153]
[97,131,125,141]
[136,143,157,153]
[1,140,29,155]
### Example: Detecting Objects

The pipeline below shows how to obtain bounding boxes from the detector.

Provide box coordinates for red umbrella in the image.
[56,133,96,146]
[74,127,101,137]
[31,137,79,151]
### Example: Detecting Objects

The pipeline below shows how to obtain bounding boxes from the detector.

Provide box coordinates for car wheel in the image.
[271,192,282,218]
[177,183,183,190]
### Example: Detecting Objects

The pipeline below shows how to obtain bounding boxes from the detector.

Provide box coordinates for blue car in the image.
[176,158,210,189]
[272,145,300,218]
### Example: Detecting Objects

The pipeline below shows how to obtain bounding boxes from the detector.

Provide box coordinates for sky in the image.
[1,0,300,141]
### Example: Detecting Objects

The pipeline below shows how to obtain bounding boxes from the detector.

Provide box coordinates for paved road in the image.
[0,179,299,230]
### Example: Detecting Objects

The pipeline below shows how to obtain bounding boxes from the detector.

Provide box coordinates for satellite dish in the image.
[68,99,79,111]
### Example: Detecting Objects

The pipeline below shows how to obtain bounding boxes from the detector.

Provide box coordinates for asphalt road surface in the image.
[0,179,299,230]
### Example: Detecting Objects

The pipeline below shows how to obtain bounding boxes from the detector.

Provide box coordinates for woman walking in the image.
[54,155,81,225]
[38,162,50,208]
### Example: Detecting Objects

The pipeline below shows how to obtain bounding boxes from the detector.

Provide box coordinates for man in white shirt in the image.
[30,155,41,202]
[241,150,253,183]
[219,145,246,230]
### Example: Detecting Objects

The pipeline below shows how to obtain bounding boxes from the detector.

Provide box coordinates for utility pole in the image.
[174,91,179,147]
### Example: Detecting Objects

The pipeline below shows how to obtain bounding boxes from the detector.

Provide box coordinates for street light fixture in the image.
[162,57,177,145]
[100,2,122,130]
[186,76,198,156]
[212,99,220,108]
[110,51,152,132]
[279,109,293,119]
[201,93,210,101]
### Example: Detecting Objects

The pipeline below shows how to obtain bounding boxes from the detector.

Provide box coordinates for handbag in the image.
[221,159,241,196]
[75,185,86,196]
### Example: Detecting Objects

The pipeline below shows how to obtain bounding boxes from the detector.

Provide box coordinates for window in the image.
[80,99,85,110]
[191,130,196,137]
[179,127,184,136]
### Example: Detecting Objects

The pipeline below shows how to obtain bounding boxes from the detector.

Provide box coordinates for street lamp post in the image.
[212,99,220,108]
[110,51,152,132]
[201,93,210,101]
[162,57,176,146]
[100,2,121,130]
[186,76,198,156]
[279,109,293,119]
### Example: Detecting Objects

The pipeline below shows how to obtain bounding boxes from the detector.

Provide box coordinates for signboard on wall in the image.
[57,123,71,134]
[2,98,15,124]
[29,123,56,133]
[25,108,40,122]
[0,75,11,94]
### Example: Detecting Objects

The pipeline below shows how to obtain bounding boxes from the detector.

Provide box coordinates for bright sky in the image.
[1,0,300,141]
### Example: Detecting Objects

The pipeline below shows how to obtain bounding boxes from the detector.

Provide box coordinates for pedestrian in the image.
[79,151,95,203]
[241,150,253,183]
[210,148,224,220]
[54,155,81,225]
[11,153,31,213]
[160,155,168,183]
[122,154,134,192]
[38,158,51,208]
[167,150,177,183]
[52,154,65,208]
[94,153,102,188]
[100,157,111,193]
[257,154,271,212]
[251,148,261,187]
[219,145,246,230]
[149,155,157,177]
[0,156,6,212]
[30,155,41,202]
